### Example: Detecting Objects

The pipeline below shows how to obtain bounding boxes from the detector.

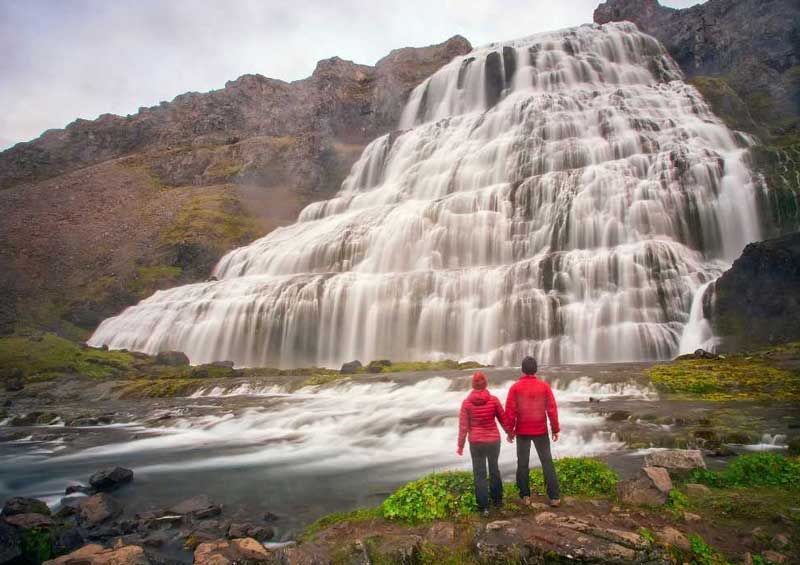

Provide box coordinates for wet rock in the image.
[8,411,60,426]
[65,484,92,496]
[211,361,235,369]
[762,550,787,564]
[194,537,271,565]
[262,512,279,522]
[142,531,170,548]
[3,513,55,530]
[340,360,362,374]
[772,533,789,549]
[43,543,150,565]
[3,376,23,392]
[1,496,51,516]
[79,494,123,526]
[484,51,504,109]
[684,483,711,497]
[227,523,273,542]
[655,526,690,551]
[52,526,85,555]
[55,505,78,520]
[0,521,22,563]
[365,360,392,373]
[89,467,133,491]
[606,410,631,421]
[643,449,706,471]
[66,415,113,427]
[425,522,455,545]
[154,351,190,366]
[169,495,221,518]
[617,467,672,505]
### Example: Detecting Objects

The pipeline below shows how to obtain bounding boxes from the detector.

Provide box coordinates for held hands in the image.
[507,433,515,443]
[552,432,560,442]
[456,447,464,456]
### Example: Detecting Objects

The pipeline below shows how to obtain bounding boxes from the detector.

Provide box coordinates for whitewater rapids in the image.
[90,22,761,367]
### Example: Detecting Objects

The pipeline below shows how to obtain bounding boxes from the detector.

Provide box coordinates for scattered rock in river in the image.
[340,360,362,374]
[227,523,273,541]
[154,351,190,366]
[79,494,123,526]
[1,496,51,516]
[89,467,134,491]
[0,521,21,563]
[194,537,270,565]
[43,543,150,565]
[65,484,92,496]
[169,495,221,519]
[643,449,706,471]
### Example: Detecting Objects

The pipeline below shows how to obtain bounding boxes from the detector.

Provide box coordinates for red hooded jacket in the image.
[457,389,509,449]
[505,374,560,436]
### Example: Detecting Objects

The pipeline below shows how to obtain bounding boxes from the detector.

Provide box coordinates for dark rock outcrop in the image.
[154,351,190,366]
[340,360,363,374]
[0,36,471,336]
[89,467,134,491]
[617,467,672,506]
[711,232,800,350]
[169,495,221,519]
[0,521,21,564]
[1,497,51,517]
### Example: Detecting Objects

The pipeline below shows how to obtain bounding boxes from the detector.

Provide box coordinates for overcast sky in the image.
[0,0,705,150]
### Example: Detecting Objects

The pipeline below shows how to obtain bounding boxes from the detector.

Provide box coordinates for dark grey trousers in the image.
[469,441,502,510]
[516,433,561,500]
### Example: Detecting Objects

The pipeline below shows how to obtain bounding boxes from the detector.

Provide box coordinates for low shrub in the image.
[382,472,476,523]
[529,457,618,497]
[689,453,800,490]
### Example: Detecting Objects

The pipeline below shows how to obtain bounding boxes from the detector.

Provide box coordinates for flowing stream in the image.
[89,22,761,368]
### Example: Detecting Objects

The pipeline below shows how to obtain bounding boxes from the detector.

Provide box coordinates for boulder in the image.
[169,495,221,518]
[684,483,711,497]
[339,360,362,374]
[65,484,92,496]
[1,496,51,516]
[3,513,55,530]
[194,537,271,565]
[43,543,149,565]
[227,523,273,542]
[89,467,134,491]
[154,351,190,366]
[655,526,690,551]
[79,494,123,526]
[0,521,21,564]
[643,449,706,472]
[365,360,392,373]
[617,467,672,505]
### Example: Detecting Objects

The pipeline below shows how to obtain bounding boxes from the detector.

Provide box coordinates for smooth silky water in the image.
[0,366,656,538]
[88,22,761,368]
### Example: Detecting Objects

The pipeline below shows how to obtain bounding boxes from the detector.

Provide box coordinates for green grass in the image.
[301,507,383,541]
[0,333,137,380]
[687,453,800,490]
[648,346,800,400]
[382,458,618,524]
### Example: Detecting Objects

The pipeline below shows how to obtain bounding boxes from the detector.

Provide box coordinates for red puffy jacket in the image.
[505,374,560,436]
[457,389,509,449]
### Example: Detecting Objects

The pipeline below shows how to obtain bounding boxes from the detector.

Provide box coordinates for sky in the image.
[0,0,705,150]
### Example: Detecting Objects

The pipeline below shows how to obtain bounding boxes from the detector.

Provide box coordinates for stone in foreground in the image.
[1,497,51,517]
[643,449,706,471]
[194,537,271,565]
[43,543,149,565]
[89,467,134,491]
[79,494,123,525]
[617,467,672,505]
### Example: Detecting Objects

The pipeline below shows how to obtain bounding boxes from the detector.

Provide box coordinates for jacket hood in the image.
[467,388,491,406]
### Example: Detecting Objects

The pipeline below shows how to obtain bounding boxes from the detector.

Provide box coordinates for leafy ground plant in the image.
[688,453,800,490]
[382,472,477,523]
[529,457,618,497]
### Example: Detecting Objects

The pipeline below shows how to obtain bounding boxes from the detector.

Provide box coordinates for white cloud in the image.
[0,0,705,150]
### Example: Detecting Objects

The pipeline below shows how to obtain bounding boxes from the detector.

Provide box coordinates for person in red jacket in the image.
[505,356,561,507]
[457,371,510,515]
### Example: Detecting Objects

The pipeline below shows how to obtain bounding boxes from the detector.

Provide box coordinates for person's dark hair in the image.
[521,356,538,375]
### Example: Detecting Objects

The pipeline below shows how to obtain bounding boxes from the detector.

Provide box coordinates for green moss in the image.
[20,527,53,564]
[688,453,800,491]
[379,360,486,373]
[301,507,382,541]
[528,457,618,498]
[119,378,198,398]
[0,333,137,379]
[648,348,800,400]
[126,265,183,298]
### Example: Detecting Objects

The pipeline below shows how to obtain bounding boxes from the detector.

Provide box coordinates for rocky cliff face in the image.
[595,0,800,236]
[711,232,800,350]
[0,36,471,336]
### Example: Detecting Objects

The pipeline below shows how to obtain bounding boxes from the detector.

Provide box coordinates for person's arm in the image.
[505,385,517,441]
[546,384,560,438]
[457,400,469,455]
[494,396,510,434]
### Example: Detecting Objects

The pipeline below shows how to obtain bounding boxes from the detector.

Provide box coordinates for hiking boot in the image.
[481,509,490,518]
[549,498,561,508]
[521,496,532,507]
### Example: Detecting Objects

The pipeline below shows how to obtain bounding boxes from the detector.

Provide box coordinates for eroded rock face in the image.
[0,36,471,335]
[711,233,800,349]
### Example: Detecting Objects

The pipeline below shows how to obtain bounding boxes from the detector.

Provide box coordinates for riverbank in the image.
[2,454,797,564]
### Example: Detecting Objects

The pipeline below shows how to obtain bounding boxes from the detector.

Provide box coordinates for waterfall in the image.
[89,22,761,367]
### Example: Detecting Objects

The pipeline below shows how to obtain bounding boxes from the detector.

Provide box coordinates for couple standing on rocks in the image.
[457,356,561,515]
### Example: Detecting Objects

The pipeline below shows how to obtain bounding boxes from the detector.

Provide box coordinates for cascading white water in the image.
[89,22,761,367]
